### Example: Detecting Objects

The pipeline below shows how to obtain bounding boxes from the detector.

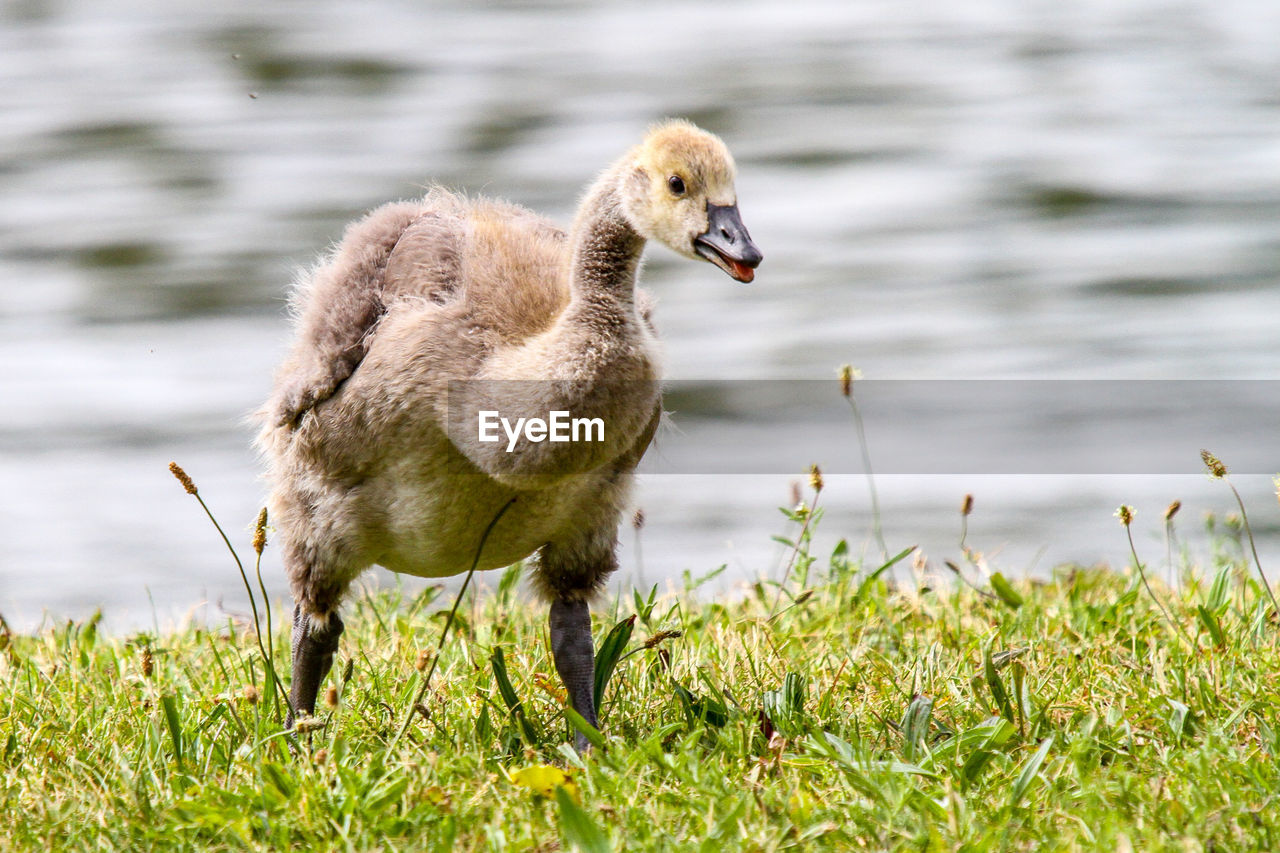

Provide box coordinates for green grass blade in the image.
[490,646,540,743]
[556,786,611,853]
[593,615,636,716]
[160,694,183,768]
[984,645,1015,724]
[633,584,658,626]
[1168,699,1195,740]
[491,647,520,711]
[990,573,1024,609]
[853,546,915,605]
[762,672,808,737]
[901,694,933,761]
[564,706,606,752]
[958,717,1015,786]
[261,762,296,798]
[1010,734,1054,807]
[1197,605,1227,646]
[1207,563,1233,612]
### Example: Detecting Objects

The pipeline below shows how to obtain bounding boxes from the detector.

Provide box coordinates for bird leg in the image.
[549,597,596,751]
[287,604,344,729]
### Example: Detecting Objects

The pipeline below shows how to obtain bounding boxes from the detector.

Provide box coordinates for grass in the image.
[4,498,1280,852]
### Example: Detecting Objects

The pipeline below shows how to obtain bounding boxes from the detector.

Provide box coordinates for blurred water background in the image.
[3,0,1279,631]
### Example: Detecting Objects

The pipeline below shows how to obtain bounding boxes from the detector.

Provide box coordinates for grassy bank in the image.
[3,512,1280,851]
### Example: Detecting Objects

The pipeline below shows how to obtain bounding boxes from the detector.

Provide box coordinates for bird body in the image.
[259,120,761,745]
[260,189,660,608]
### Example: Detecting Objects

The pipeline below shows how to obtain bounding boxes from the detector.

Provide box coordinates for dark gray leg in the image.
[549,597,596,751]
[287,604,344,729]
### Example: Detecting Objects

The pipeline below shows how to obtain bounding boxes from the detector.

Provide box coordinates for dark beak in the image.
[694,202,763,283]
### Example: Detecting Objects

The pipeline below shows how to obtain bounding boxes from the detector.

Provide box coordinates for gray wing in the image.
[269,199,463,428]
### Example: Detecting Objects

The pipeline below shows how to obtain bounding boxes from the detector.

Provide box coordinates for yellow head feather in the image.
[635,119,737,205]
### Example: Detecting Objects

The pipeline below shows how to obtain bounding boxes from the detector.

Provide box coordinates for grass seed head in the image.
[168,462,198,495]
[242,684,260,704]
[632,508,645,530]
[1164,500,1181,522]
[415,649,431,672]
[141,647,153,678]
[252,507,268,555]
[1116,505,1135,527]
[838,364,854,397]
[293,715,324,733]
[324,685,339,709]
[643,629,683,649]
[808,463,823,493]
[1201,449,1228,479]
[962,494,974,517]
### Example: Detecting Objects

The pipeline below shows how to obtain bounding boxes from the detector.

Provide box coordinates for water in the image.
[3,0,1279,630]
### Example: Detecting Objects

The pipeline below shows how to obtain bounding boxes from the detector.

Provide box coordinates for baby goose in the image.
[258,120,761,746]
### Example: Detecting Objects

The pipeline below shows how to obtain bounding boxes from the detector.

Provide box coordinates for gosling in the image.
[257,120,762,747]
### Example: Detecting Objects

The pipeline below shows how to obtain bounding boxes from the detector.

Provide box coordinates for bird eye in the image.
[667,175,686,195]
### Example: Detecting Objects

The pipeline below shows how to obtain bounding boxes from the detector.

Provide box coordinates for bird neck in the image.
[567,166,645,310]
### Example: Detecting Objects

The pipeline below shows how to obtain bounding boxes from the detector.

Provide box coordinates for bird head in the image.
[619,120,763,283]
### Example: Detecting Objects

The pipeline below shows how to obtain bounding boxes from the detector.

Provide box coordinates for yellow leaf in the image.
[423,785,451,808]
[510,764,577,799]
